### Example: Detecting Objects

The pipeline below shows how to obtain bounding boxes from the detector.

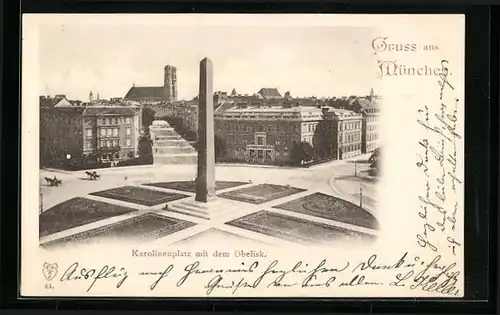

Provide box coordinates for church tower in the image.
[163,65,178,102]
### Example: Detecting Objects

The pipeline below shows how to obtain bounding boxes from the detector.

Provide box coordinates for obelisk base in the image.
[168,197,233,220]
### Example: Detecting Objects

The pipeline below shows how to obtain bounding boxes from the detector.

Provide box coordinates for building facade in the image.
[360,102,380,153]
[82,106,142,161]
[214,105,334,164]
[40,98,142,166]
[40,106,86,167]
[323,108,363,160]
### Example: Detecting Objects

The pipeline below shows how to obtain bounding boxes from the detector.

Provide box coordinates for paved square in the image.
[273,192,379,230]
[226,210,375,243]
[218,184,306,204]
[90,186,189,206]
[42,213,196,249]
[145,181,248,193]
[40,197,138,237]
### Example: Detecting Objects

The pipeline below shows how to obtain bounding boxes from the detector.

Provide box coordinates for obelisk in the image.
[195,58,216,202]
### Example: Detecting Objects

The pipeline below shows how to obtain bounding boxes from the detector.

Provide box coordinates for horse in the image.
[45,177,62,187]
[85,171,100,180]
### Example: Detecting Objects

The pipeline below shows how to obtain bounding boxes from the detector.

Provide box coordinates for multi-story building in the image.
[214,104,327,164]
[40,98,142,166]
[359,100,380,153]
[344,95,380,154]
[124,65,178,103]
[40,106,86,167]
[82,106,142,161]
[322,108,363,160]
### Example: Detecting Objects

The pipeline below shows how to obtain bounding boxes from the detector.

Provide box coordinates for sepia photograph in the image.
[37,23,381,250]
[21,14,464,298]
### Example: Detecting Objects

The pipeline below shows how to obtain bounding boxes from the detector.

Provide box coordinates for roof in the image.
[223,105,321,113]
[124,86,164,100]
[258,88,282,98]
[327,107,362,117]
[41,106,86,115]
[82,106,136,116]
[40,97,67,108]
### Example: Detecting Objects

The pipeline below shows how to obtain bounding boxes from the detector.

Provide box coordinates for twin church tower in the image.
[124,65,178,102]
[163,65,177,102]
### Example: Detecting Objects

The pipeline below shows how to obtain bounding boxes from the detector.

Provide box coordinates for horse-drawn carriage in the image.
[85,171,101,180]
[44,176,62,187]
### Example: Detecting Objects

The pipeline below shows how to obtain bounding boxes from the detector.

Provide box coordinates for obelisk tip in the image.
[200,57,212,65]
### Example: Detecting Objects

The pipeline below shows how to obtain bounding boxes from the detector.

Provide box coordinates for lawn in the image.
[145,181,248,193]
[218,184,306,204]
[39,197,138,237]
[90,186,189,206]
[42,213,196,249]
[226,210,375,244]
[273,192,379,230]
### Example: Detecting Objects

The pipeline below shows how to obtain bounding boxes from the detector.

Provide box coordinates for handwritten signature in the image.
[389,255,460,296]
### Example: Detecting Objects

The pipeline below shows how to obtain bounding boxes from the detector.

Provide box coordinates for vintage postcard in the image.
[21,14,464,298]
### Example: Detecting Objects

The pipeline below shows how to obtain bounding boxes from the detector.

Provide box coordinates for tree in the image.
[142,107,156,133]
[369,148,381,175]
[214,136,227,162]
[290,141,314,166]
[138,134,153,158]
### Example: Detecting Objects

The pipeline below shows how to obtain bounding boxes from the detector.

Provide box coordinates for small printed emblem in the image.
[42,262,58,281]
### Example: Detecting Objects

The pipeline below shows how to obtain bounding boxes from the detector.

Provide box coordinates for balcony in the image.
[97,146,121,153]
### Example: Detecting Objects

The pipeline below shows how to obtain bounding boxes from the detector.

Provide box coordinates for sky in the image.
[37,19,376,101]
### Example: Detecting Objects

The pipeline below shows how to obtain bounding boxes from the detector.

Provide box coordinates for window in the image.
[126,117,131,124]
[259,125,264,132]
[100,140,104,147]
[107,129,112,137]
[102,118,106,125]
[85,140,92,149]
[86,129,92,137]
[106,140,111,147]
[276,125,280,132]
[126,128,131,135]
[126,139,131,147]
[113,128,119,137]
[257,137,264,145]
[100,129,106,137]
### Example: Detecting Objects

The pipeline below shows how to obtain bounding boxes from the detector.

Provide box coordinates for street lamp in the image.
[39,192,43,215]
[359,184,363,208]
